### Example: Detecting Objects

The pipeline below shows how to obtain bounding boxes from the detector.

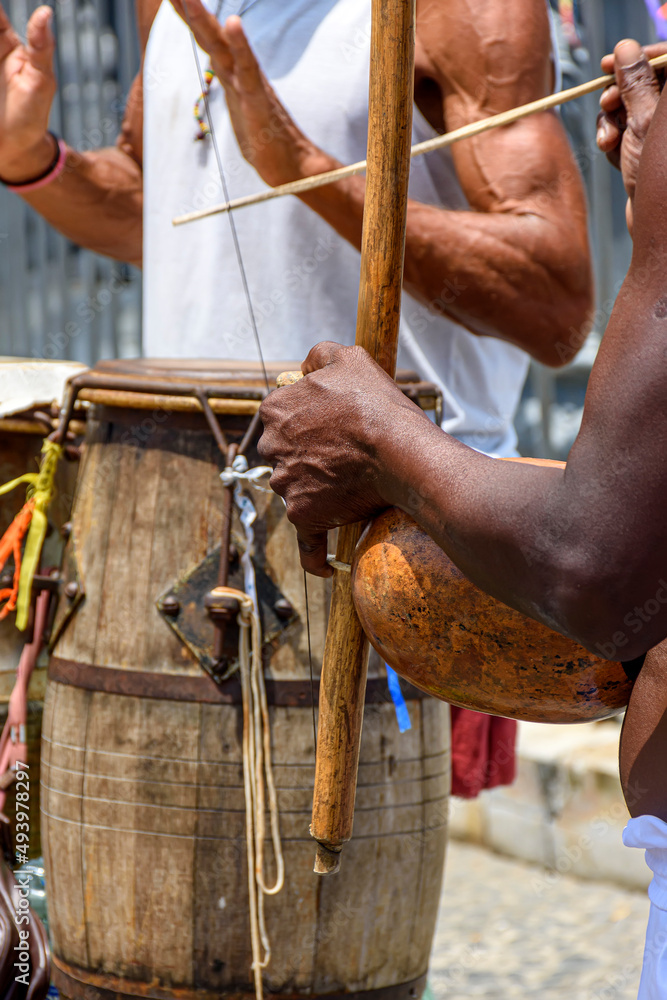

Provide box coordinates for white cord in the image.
[220,455,273,492]
[218,481,285,1000]
[327,555,351,573]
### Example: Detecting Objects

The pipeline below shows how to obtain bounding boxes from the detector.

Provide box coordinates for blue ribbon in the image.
[385,664,411,733]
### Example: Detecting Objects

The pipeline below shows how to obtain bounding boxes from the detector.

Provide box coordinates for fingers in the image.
[296,530,332,577]
[224,16,262,94]
[597,40,661,168]
[0,2,21,61]
[258,396,290,465]
[301,341,347,374]
[596,109,623,163]
[172,4,263,93]
[602,42,667,73]
[600,83,621,114]
[641,42,667,62]
[613,38,661,128]
[26,6,54,75]
[257,412,332,578]
[601,40,667,88]
[170,0,234,76]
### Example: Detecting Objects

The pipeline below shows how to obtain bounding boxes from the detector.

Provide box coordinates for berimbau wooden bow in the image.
[309,0,416,875]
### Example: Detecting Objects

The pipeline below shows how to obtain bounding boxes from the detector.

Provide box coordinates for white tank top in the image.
[144,0,540,455]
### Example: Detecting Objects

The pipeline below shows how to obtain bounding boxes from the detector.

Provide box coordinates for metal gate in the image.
[0,0,141,365]
[0,0,659,453]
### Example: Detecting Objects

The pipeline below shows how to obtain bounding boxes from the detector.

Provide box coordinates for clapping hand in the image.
[0,4,57,183]
[169,0,332,187]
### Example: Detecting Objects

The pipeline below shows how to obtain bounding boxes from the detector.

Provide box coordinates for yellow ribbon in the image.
[0,439,63,630]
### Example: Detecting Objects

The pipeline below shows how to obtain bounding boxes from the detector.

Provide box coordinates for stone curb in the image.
[448,719,651,891]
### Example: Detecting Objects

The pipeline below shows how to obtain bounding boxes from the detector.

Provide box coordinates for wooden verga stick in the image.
[309,0,416,876]
[173,52,667,227]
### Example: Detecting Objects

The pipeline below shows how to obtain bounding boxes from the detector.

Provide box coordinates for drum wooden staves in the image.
[42,359,449,1000]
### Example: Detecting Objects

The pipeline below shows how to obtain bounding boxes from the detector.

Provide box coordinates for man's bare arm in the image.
[0,1,160,267]
[305,0,593,365]
[258,52,667,660]
[174,0,593,366]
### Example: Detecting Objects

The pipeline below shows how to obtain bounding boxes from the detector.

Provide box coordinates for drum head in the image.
[92,357,302,390]
[0,358,86,418]
[91,357,424,389]
[80,359,440,417]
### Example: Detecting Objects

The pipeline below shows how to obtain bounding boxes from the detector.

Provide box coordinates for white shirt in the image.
[143,0,538,455]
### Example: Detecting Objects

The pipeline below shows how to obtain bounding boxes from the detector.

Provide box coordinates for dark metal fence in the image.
[0,0,141,365]
[0,0,658,453]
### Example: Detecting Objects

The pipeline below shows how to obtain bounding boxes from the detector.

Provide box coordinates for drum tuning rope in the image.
[220,454,273,491]
[218,472,285,1000]
[215,580,285,1000]
[0,590,50,805]
[327,556,351,573]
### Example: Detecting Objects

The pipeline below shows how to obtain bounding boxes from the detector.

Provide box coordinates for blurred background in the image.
[0,0,660,459]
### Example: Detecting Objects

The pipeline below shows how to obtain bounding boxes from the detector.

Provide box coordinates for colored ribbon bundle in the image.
[0,439,62,630]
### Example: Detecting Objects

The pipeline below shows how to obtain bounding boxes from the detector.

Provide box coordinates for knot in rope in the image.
[220,455,273,492]
[210,585,255,625]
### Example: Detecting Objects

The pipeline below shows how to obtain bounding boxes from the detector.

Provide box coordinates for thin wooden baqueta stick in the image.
[173,52,667,227]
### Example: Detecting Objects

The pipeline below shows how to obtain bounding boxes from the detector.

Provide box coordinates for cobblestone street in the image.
[429,840,650,1000]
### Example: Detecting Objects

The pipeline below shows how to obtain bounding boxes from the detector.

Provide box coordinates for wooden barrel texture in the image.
[0,426,77,858]
[43,400,449,1000]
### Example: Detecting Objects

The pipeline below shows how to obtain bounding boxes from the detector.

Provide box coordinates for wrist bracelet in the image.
[0,132,68,193]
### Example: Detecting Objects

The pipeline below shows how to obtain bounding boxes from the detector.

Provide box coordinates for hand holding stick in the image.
[308,0,415,875]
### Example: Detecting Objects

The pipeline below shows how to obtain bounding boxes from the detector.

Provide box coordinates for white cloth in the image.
[624,816,667,998]
[143,0,557,455]
[0,359,86,417]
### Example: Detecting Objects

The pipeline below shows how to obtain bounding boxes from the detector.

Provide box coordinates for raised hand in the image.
[169,0,334,187]
[0,3,58,182]
[597,39,663,235]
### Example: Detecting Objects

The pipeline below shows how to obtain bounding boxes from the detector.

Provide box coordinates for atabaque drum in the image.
[352,458,636,724]
[0,358,84,857]
[42,359,449,1000]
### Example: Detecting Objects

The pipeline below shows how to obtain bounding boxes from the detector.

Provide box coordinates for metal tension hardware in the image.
[156,545,297,684]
